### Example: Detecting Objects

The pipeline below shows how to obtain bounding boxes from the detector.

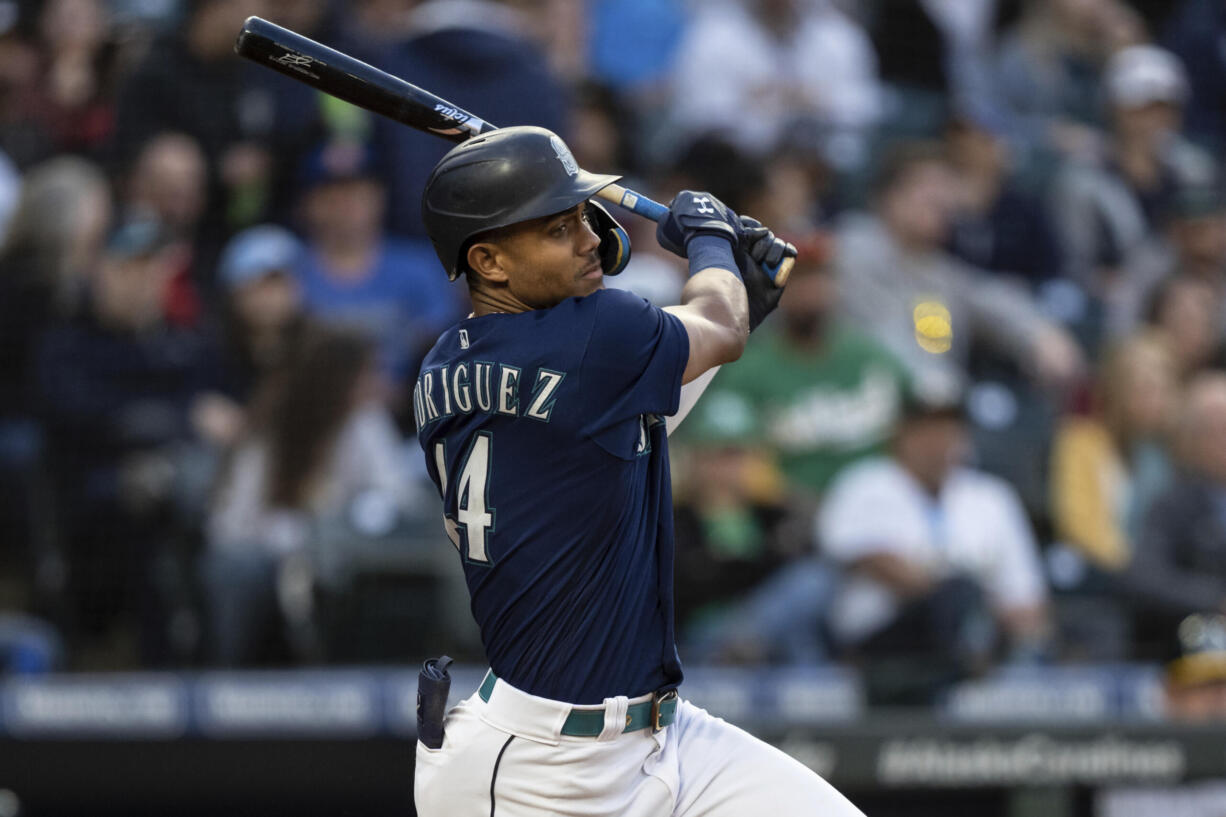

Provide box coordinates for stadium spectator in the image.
[1121,373,1226,652]
[714,238,909,498]
[119,133,211,326]
[834,142,1083,390]
[1050,331,1177,573]
[867,0,999,142]
[1163,613,1226,721]
[1144,275,1222,378]
[0,157,111,424]
[993,0,1142,162]
[1165,184,1226,285]
[375,0,569,237]
[669,0,881,173]
[1140,184,1226,338]
[819,376,1051,704]
[1098,613,1226,814]
[35,217,232,666]
[586,0,685,93]
[17,0,120,163]
[0,158,111,604]
[292,140,463,401]
[743,139,837,236]
[112,0,274,272]
[944,110,1062,285]
[1163,0,1226,153]
[122,133,207,241]
[247,0,365,231]
[203,328,412,665]
[1049,45,1217,341]
[217,224,311,403]
[1102,182,1226,348]
[510,0,587,81]
[0,6,43,168]
[334,0,416,51]
[566,80,636,177]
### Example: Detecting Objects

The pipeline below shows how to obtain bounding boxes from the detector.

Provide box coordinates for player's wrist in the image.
[685,233,740,279]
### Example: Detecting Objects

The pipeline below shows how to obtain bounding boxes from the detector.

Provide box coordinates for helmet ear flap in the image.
[587,201,631,276]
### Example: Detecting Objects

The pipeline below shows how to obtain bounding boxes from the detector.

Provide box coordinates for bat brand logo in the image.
[550,135,578,177]
[694,196,716,215]
[433,103,470,124]
[275,52,315,67]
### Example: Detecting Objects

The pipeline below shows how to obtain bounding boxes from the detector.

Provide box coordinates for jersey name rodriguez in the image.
[412,361,567,430]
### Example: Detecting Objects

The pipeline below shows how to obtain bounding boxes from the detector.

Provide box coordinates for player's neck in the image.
[469,283,533,316]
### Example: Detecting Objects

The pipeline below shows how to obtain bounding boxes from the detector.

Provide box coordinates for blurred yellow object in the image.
[743,451,786,504]
[913,300,952,354]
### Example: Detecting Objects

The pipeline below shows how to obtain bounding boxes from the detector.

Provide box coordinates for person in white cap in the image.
[1049,44,1217,340]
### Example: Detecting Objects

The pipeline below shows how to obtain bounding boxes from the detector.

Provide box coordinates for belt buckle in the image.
[650,689,677,733]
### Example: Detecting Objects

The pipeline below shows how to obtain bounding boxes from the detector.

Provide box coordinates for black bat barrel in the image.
[234,16,491,142]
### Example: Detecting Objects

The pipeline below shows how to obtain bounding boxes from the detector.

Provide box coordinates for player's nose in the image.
[577,214,600,254]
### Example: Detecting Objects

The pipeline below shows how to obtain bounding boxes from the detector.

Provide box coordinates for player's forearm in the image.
[666,266,748,383]
[681,234,749,336]
[680,268,749,332]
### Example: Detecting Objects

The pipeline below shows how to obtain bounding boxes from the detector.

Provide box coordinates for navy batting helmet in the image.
[422,126,630,281]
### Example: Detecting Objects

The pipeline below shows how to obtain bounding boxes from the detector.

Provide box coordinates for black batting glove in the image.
[655,191,741,257]
[738,216,796,332]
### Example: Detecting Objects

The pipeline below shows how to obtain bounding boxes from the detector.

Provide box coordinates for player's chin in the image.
[575,266,604,294]
[575,277,604,297]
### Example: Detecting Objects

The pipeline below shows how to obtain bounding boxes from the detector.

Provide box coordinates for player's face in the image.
[495,204,604,308]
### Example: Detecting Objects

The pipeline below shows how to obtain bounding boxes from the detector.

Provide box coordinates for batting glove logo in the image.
[694,196,716,215]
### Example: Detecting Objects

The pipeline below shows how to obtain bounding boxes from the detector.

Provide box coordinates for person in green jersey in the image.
[714,237,911,497]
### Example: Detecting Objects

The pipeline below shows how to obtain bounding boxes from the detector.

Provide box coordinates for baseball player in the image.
[411,125,863,816]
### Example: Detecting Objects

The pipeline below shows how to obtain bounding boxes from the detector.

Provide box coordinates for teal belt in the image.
[478,671,678,736]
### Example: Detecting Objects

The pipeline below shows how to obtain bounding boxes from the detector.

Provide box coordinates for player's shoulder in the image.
[550,287,663,334]
[419,321,464,369]
[578,286,655,314]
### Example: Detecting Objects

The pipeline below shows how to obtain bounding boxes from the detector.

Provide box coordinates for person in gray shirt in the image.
[834,142,1083,391]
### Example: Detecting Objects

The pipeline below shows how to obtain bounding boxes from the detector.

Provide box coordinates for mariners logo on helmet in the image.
[551,135,579,177]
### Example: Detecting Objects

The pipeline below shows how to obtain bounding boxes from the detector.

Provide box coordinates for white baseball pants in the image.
[414,675,865,816]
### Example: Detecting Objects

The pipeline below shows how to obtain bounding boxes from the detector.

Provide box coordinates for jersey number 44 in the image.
[433,433,495,564]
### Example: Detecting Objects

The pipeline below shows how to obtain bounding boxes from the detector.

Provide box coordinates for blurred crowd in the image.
[3,0,1226,713]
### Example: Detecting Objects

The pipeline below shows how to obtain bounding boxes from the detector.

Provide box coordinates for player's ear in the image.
[466,241,510,284]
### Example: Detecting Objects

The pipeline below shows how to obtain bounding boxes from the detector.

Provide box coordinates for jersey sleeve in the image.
[576,288,689,439]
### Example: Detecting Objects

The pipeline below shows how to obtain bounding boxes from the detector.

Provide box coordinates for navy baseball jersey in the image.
[413,288,690,704]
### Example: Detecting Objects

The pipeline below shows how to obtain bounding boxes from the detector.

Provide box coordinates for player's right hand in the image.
[656,190,741,256]
[738,216,796,332]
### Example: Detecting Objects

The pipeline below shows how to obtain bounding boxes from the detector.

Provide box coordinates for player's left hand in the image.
[655,190,742,257]
[738,216,796,332]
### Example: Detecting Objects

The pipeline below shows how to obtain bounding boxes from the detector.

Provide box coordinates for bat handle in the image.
[595,183,668,222]
[595,183,795,288]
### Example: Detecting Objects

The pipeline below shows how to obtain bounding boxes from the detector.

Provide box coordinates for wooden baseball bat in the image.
[234,16,793,285]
